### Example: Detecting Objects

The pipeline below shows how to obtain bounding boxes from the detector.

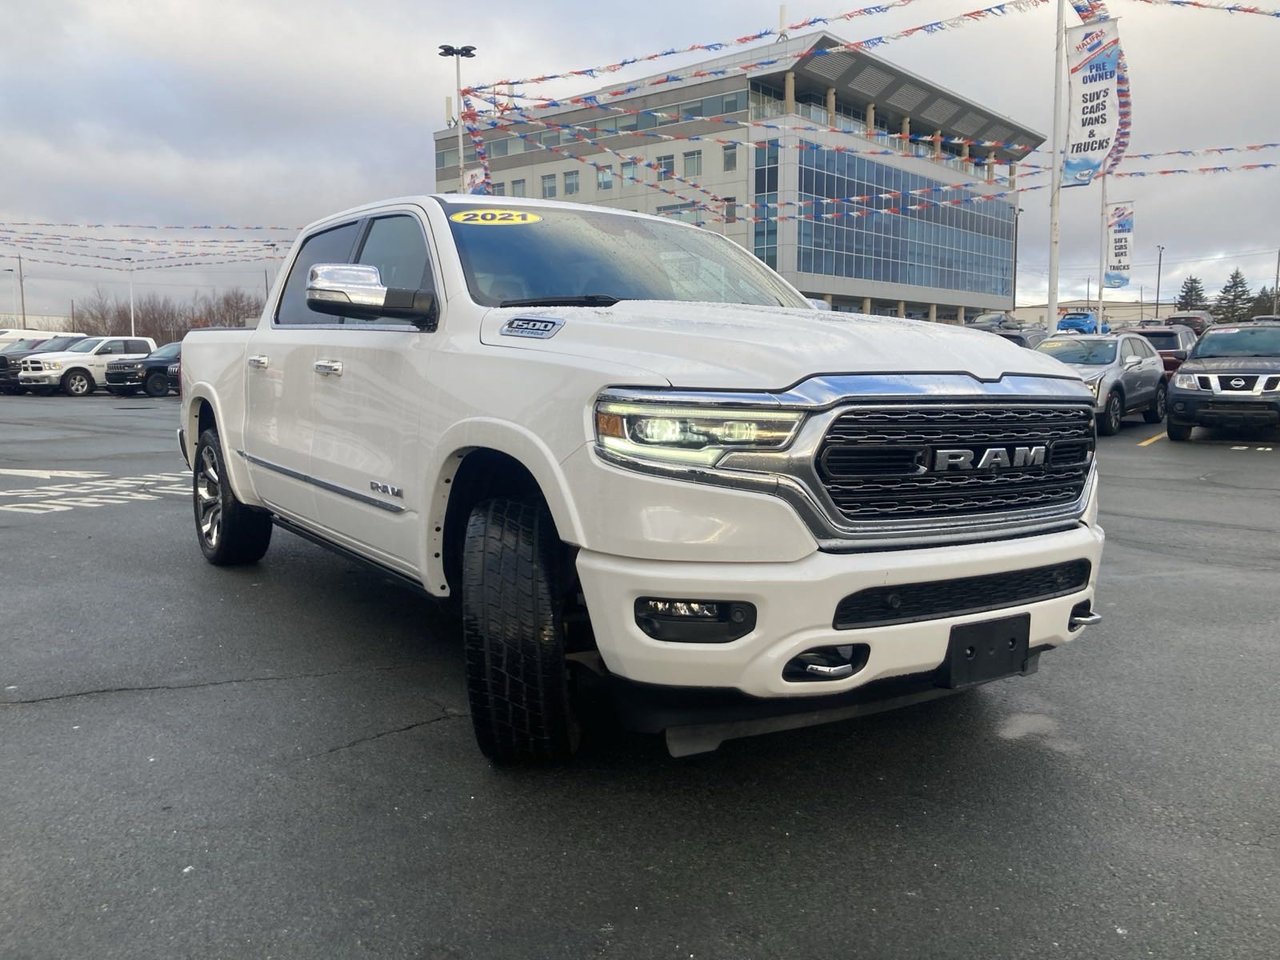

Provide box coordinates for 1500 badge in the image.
[500,317,564,340]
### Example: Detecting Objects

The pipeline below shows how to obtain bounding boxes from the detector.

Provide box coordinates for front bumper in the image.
[576,520,1104,700]
[105,371,145,386]
[1168,389,1280,428]
[18,374,56,387]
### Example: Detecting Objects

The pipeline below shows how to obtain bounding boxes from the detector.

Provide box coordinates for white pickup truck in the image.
[179,195,1104,762]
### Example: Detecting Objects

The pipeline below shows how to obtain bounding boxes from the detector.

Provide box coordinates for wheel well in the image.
[196,399,216,437]
[64,367,92,382]
[441,449,543,593]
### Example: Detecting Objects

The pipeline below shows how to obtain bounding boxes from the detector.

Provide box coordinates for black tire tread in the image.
[194,428,273,566]
[1166,421,1192,442]
[144,372,169,397]
[1143,382,1167,424]
[462,498,577,764]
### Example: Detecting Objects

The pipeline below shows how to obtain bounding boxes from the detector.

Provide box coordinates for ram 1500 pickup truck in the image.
[179,195,1104,762]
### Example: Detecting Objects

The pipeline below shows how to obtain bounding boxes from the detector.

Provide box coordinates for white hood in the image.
[480,301,1080,390]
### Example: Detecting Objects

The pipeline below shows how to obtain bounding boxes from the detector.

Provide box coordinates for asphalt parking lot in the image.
[2,394,1278,960]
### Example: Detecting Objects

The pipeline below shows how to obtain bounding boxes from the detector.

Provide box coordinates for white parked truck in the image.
[179,195,1104,761]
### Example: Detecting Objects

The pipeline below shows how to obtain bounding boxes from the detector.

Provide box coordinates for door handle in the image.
[247,355,269,369]
[314,359,343,377]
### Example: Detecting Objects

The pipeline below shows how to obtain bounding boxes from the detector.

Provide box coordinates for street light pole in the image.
[1011,207,1023,312]
[439,44,477,191]
[16,253,28,329]
[1154,244,1164,319]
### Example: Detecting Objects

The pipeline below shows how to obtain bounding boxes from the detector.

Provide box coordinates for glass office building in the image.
[435,32,1041,321]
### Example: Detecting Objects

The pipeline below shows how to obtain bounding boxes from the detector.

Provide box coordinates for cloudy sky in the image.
[2,0,1277,320]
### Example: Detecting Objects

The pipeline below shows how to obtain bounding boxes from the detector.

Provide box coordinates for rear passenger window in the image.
[276,222,361,326]
[127,340,150,353]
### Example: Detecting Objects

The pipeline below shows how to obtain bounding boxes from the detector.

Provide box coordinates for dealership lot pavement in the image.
[2,395,1278,960]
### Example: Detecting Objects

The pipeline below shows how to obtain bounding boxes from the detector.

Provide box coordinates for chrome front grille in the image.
[816,403,1096,523]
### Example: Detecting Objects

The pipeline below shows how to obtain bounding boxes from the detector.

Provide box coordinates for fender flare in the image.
[421,418,586,597]
[182,386,262,509]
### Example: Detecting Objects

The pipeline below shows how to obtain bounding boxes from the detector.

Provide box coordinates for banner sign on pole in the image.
[1064,20,1122,188]
[1105,201,1133,288]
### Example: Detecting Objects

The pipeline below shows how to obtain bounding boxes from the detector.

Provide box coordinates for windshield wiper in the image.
[499,294,623,308]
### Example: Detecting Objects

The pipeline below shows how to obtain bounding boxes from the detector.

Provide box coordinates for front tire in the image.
[1166,421,1193,442]
[462,498,580,764]
[1143,382,1168,424]
[61,369,94,397]
[193,428,273,565]
[1098,390,1123,436]
[144,372,169,397]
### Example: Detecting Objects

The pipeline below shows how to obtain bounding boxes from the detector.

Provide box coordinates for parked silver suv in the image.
[1037,333,1167,435]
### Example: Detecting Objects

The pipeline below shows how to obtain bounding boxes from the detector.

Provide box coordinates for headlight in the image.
[132,362,145,371]
[1173,373,1200,390]
[43,360,62,370]
[1083,376,1102,397]
[595,400,803,466]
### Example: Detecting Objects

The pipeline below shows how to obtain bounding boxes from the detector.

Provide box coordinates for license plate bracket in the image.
[939,613,1031,689]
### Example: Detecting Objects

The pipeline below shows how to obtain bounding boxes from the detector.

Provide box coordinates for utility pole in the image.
[17,253,27,329]
[1273,248,1279,315]
[1154,245,1164,319]
[122,256,135,337]
[1097,174,1107,324]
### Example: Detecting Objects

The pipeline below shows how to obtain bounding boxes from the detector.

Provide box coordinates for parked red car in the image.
[1131,324,1200,376]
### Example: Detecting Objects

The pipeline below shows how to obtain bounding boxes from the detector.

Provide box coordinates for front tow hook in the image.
[1069,611,1103,629]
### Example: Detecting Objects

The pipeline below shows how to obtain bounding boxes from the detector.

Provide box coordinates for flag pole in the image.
[1097,173,1107,325]
[1047,0,1067,326]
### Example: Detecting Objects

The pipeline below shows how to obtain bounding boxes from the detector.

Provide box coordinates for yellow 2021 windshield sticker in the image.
[448,209,543,225]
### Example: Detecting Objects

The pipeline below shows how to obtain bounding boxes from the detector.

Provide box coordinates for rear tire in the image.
[1143,382,1167,424]
[193,427,273,565]
[1097,390,1123,436]
[1166,421,1193,442]
[462,498,580,764]
[61,369,94,397]
[144,372,169,397]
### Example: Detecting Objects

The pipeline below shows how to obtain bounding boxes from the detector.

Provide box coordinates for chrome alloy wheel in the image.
[196,444,222,550]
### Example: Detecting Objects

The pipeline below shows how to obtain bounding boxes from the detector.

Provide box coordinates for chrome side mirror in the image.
[306,263,437,330]
[1124,355,1142,368]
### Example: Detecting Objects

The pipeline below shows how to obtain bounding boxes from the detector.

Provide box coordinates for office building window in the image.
[511,179,526,197]
[541,174,556,199]
[683,150,702,178]
[723,197,737,224]
[656,155,675,181]
[564,170,580,196]
[490,182,505,196]
[597,165,614,190]
[621,161,637,183]
[723,144,737,172]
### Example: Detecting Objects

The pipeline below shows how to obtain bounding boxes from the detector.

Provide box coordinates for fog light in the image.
[634,597,756,643]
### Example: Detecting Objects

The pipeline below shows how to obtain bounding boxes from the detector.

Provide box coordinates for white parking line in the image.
[0,472,189,515]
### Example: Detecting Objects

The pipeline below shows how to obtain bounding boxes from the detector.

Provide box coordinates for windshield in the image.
[1137,331,1179,350]
[35,336,82,352]
[1192,326,1280,358]
[150,342,181,360]
[440,201,808,309]
[67,338,103,353]
[2,339,43,352]
[1037,339,1117,365]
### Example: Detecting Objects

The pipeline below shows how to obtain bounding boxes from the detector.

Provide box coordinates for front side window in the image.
[68,338,103,353]
[442,200,806,310]
[276,221,361,325]
[541,174,556,199]
[355,215,434,326]
[97,340,125,355]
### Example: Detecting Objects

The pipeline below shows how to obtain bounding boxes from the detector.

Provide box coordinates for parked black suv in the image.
[0,335,87,394]
[1166,321,1280,440]
[105,341,182,397]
